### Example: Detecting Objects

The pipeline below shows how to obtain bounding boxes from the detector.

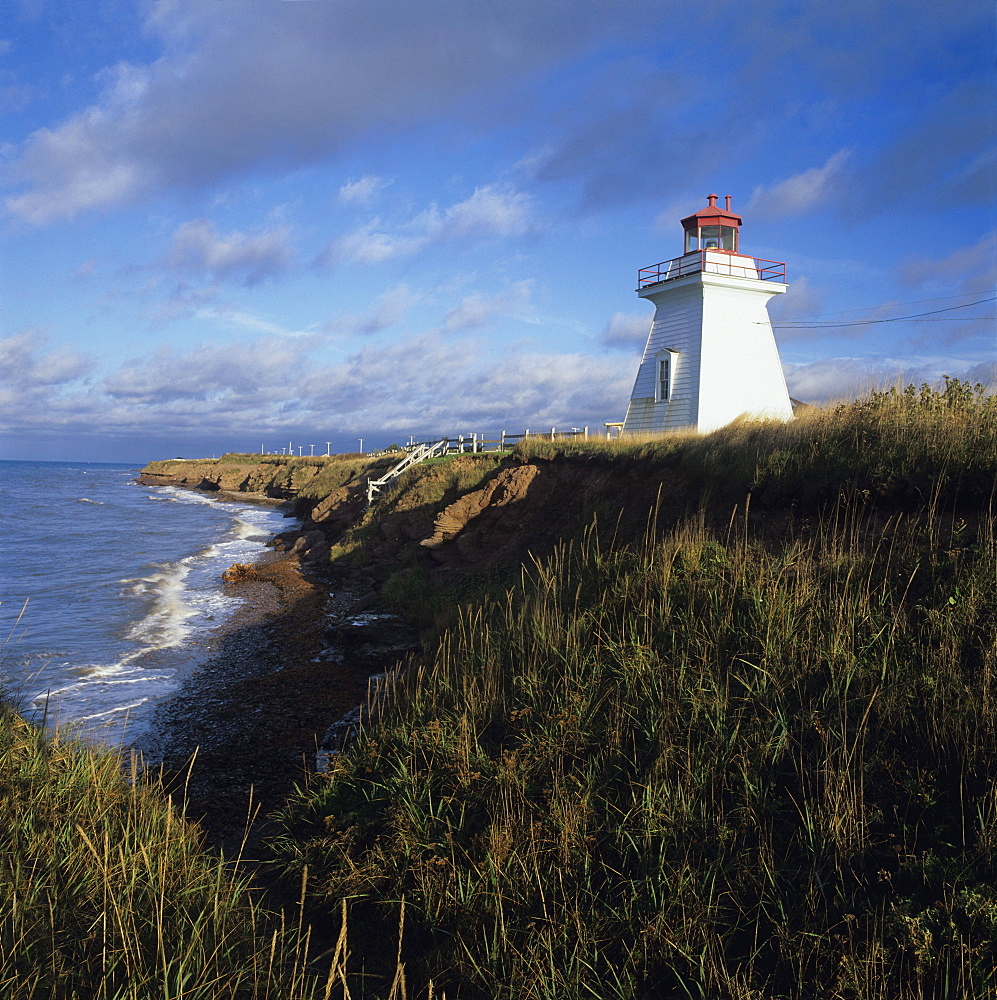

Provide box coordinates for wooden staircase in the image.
[366,438,449,504]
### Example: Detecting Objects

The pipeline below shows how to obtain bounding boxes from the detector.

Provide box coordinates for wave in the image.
[8,472,292,747]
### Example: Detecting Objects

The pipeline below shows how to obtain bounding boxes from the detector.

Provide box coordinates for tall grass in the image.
[0,711,341,999]
[8,386,993,998]
[276,506,996,998]
[518,377,997,510]
[275,385,997,999]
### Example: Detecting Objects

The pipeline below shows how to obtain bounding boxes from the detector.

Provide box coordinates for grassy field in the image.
[274,380,996,998]
[2,380,994,998]
[0,708,341,999]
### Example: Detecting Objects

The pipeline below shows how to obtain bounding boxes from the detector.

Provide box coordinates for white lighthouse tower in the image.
[622,194,793,434]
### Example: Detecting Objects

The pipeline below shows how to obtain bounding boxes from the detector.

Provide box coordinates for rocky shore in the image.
[138,484,419,860]
[135,449,689,860]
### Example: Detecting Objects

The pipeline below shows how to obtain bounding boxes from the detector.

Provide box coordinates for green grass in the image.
[273,383,997,999]
[0,711,348,1000]
[517,377,996,511]
[7,383,995,998]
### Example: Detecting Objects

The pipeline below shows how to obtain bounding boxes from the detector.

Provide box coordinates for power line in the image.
[772,296,996,330]
[815,289,997,316]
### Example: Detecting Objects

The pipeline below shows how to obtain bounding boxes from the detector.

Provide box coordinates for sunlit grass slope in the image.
[275,380,997,999]
[3,380,993,999]
[0,711,337,1000]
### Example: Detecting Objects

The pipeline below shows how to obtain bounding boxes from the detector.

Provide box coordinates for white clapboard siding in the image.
[623,256,792,434]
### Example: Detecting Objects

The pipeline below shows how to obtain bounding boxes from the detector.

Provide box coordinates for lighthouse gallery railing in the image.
[638,251,786,289]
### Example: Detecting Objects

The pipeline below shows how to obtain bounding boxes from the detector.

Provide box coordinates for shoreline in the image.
[141,548,352,853]
[137,485,417,860]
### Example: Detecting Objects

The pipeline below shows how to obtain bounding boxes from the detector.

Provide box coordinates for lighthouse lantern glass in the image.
[701,225,720,249]
[684,224,739,253]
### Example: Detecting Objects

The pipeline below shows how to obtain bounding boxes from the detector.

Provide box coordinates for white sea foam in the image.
[6,471,292,749]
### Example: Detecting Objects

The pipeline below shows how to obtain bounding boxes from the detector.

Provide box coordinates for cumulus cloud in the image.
[747,150,850,219]
[441,281,533,334]
[0,330,95,430]
[338,175,389,205]
[344,284,420,335]
[165,219,294,286]
[298,333,633,432]
[3,1,644,223]
[0,324,632,443]
[783,355,993,404]
[101,335,311,406]
[600,312,650,351]
[0,329,93,388]
[324,185,533,266]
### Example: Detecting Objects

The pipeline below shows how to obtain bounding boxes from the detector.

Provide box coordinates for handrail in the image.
[366,438,448,504]
[638,250,786,289]
[365,426,599,502]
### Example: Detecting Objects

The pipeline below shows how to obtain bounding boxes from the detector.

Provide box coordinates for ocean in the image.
[0,460,292,748]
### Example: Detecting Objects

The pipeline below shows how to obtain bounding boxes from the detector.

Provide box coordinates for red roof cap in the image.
[681,193,742,230]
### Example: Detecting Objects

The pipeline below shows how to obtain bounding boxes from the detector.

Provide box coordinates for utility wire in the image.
[772,295,996,330]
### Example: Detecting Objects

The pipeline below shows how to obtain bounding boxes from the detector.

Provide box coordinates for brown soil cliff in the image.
[137,450,694,850]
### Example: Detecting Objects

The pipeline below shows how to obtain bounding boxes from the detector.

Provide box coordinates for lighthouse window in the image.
[657,357,670,401]
[701,225,720,249]
[720,226,737,251]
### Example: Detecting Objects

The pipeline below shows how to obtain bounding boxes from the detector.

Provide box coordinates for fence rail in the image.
[403,425,594,454]
[365,426,596,503]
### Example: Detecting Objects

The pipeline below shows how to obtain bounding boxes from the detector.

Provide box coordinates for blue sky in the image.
[1,0,994,462]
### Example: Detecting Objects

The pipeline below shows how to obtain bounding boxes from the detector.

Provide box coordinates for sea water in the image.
[0,460,292,747]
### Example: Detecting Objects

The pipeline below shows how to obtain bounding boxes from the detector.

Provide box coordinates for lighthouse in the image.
[622,194,794,434]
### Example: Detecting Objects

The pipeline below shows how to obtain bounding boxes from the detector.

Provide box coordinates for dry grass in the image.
[5,382,994,999]
[0,711,424,999]
[274,382,997,999]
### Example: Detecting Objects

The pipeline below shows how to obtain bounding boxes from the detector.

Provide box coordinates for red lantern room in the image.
[681,193,741,254]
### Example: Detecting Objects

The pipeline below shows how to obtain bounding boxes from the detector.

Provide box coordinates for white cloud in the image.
[327,219,423,265]
[338,175,389,205]
[3,2,635,223]
[600,311,650,351]
[783,355,993,404]
[441,280,534,334]
[194,306,320,340]
[0,330,95,429]
[440,185,532,239]
[324,283,422,336]
[0,325,632,441]
[747,149,850,219]
[0,329,92,388]
[166,219,294,286]
[325,184,533,266]
[6,111,149,223]
[101,336,312,406]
